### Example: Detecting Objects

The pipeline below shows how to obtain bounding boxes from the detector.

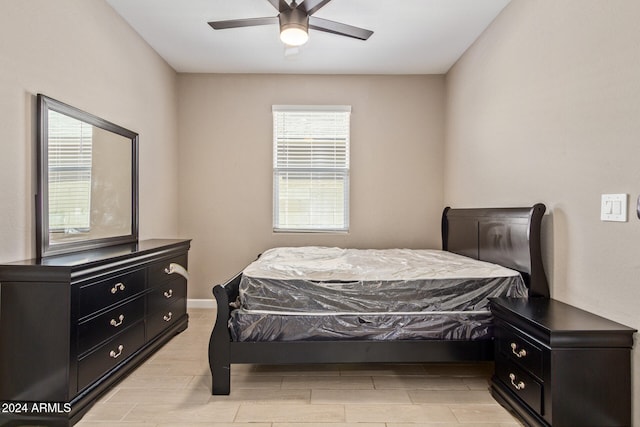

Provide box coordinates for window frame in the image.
[272,105,351,233]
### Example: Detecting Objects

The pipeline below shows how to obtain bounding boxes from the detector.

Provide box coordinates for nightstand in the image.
[489,297,635,427]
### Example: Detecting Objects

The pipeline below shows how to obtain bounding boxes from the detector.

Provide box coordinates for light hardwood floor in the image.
[76,308,523,427]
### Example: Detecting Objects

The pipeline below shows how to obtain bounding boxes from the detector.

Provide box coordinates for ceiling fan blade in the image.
[309,17,373,41]
[299,0,332,16]
[266,0,291,13]
[208,16,279,30]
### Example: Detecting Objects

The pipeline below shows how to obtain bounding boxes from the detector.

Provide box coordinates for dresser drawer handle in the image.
[510,342,527,358]
[509,373,526,390]
[109,345,124,359]
[163,312,173,322]
[110,282,126,294]
[164,289,173,298]
[110,314,125,327]
[163,263,189,280]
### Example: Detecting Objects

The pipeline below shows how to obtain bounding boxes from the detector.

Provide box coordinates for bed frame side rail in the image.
[229,339,493,365]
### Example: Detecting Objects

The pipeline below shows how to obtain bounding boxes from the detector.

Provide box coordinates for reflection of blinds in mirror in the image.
[48,110,93,231]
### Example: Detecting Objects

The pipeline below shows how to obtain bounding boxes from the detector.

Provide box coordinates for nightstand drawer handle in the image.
[109,345,124,359]
[510,342,527,358]
[509,373,526,390]
[110,314,125,327]
[163,312,173,322]
[164,289,173,298]
[110,282,126,294]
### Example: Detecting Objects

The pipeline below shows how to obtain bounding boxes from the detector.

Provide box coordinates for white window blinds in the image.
[48,110,93,231]
[273,105,351,232]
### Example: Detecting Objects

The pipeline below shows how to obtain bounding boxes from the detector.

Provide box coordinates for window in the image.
[47,110,93,231]
[273,105,350,232]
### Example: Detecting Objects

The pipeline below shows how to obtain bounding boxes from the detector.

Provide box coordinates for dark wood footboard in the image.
[208,272,241,395]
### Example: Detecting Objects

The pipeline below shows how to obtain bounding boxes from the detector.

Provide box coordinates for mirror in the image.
[36,94,139,258]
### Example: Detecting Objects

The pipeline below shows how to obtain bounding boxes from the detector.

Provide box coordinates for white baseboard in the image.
[187,298,217,309]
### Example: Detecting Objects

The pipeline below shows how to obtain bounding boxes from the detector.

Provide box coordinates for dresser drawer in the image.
[148,254,188,287]
[146,298,186,340]
[496,354,543,415]
[147,277,186,315]
[496,325,544,379]
[77,320,145,391]
[78,295,145,355]
[79,269,146,317]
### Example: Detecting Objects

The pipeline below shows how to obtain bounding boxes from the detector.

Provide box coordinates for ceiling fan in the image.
[208,0,374,47]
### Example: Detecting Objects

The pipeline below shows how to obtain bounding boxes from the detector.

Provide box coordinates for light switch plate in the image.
[601,194,628,222]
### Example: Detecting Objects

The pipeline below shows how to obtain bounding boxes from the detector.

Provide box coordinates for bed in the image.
[208,204,548,395]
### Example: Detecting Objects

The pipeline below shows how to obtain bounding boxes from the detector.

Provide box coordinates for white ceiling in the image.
[106,0,510,74]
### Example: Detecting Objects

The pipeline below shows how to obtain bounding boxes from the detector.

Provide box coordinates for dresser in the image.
[0,239,190,426]
[489,297,636,427]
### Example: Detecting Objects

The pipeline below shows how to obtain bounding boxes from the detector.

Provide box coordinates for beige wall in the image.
[445,1,640,423]
[0,0,180,262]
[177,74,445,299]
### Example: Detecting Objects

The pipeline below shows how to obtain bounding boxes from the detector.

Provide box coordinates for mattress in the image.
[229,247,528,342]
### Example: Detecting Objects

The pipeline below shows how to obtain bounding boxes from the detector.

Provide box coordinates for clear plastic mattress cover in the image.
[229,247,527,342]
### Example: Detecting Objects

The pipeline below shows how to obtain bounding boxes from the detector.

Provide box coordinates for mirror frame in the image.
[36,94,139,258]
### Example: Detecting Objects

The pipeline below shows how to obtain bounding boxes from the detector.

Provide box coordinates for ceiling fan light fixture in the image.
[280,25,308,46]
[279,7,309,46]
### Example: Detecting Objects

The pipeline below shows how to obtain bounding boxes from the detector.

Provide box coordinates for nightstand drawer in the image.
[496,324,544,379]
[147,277,186,315]
[148,254,188,287]
[146,298,186,340]
[78,295,145,355]
[77,320,145,391]
[496,354,543,415]
[79,269,146,317]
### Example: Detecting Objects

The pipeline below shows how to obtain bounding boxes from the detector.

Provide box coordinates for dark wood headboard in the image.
[441,203,548,298]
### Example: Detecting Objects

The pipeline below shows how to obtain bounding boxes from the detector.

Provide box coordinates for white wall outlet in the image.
[601,194,628,222]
